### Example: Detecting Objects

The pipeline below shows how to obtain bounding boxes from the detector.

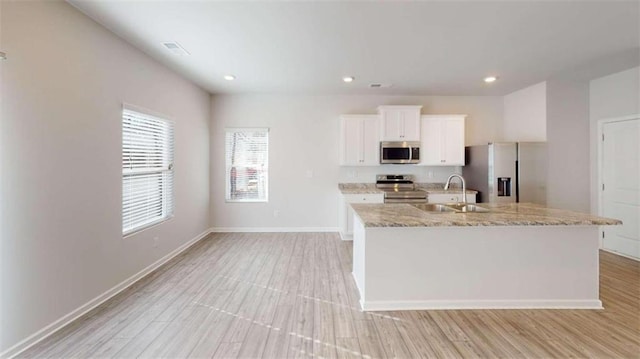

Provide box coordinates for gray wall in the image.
[0,1,210,353]
[545,79,591,212]
[503,82,547,142]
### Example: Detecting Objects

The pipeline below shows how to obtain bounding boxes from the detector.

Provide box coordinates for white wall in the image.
[546,79,591,212]
[503,82,547,141]
[589,67,640,213]
[0,1,210,354]
[209,94,502,230]
[590,67,640,120]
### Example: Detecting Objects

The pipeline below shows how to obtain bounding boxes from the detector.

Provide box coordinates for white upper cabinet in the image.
[419,115,466,166]
[340,115,380,166]
[378,106,422,141]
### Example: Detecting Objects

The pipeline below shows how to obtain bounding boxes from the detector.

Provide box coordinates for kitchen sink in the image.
[412,203,490,213]
[443,203,491,213]
[411,204,457,212]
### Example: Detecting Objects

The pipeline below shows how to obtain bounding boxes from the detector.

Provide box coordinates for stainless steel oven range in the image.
[376,174,427,203]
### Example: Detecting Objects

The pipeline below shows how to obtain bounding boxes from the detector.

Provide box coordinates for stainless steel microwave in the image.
[380,141,421,164]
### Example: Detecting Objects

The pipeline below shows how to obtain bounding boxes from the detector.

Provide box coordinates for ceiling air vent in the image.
[162,42,190,56]
[370,83,392,88]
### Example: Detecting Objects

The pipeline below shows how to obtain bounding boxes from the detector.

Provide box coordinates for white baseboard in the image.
[351,272,363,300]
[359,299,603,311]
[601,248,640,262]
[1,229,212,359]
[339,232,353,241]
[211,227,339,233]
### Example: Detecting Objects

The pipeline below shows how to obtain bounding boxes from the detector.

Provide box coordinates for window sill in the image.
[225,199,269,203]
[123,215,174,238]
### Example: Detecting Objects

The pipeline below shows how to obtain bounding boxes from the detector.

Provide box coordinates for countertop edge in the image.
[350,203,623,228]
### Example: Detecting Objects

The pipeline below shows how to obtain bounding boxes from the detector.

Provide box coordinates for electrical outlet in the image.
[153,237,159,248]
[428,171,434,179]
[273,210,280,217]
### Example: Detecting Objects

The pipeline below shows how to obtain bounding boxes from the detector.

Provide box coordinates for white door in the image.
[602,118,640,259]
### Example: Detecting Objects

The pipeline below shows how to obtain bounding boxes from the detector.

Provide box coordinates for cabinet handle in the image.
[441,159,446,163]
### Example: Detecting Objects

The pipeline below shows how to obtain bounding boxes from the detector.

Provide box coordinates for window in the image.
[122,108,174,235]
[225,128,269,202]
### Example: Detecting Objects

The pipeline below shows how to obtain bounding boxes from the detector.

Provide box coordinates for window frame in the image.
[122,105,175,237]
[224,128,269,203]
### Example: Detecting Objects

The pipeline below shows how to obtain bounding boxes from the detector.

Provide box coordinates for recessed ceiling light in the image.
[343,76,355,83]
[484,76,498,83]
[224,75,236,81]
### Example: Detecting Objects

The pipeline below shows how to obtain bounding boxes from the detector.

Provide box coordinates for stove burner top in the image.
[376,174,427,203]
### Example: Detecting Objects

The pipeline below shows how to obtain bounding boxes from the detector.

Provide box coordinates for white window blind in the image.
[225,128,269,202]
[122,108,174,235]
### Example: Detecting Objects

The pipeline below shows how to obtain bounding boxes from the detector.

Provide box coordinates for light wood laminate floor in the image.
[20,233,640,358]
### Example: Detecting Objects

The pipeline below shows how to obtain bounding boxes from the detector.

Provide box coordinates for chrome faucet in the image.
[444,174,467,204]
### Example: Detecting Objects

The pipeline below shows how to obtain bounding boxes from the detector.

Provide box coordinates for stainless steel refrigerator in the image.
[462,142,547,204]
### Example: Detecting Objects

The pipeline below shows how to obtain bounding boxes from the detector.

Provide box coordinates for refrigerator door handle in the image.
[515,160,520,203]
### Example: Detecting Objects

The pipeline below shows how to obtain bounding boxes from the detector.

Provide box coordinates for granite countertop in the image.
[338,183,384,194]
[350,202,622,227]
[338,183,477,195]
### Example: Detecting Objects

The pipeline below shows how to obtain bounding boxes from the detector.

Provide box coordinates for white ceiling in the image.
[69,1,639,96]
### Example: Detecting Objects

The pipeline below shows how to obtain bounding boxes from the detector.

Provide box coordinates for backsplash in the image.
[338,165,461,183]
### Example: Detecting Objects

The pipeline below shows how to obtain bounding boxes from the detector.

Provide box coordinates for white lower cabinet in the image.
[427,193,476,204]
[339,193,384,240]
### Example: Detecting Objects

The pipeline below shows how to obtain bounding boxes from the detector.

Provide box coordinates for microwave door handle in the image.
[408,146,412,162]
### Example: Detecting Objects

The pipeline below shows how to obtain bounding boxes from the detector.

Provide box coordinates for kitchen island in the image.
[350,202,621,311]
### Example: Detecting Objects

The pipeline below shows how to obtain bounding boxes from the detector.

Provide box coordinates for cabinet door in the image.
[379,106,421,141]
[442,117,465,165]
[341,118,362,165]
[401,112,421,141]
[420,117,443,165]
[341,193,384,238]
[361,117,380,165]
[381,110,403,141]
[420,115,466,166]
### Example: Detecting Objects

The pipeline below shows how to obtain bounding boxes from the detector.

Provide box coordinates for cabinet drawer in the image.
[343,193,384,203]
[427,193,476,203]
[428,194,462,203]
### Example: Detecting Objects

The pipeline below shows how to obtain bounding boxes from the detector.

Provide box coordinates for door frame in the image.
[596,114,640,257]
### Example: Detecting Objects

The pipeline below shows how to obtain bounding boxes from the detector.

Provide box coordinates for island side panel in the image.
[352,214,366,301]
[360,225,601,310]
